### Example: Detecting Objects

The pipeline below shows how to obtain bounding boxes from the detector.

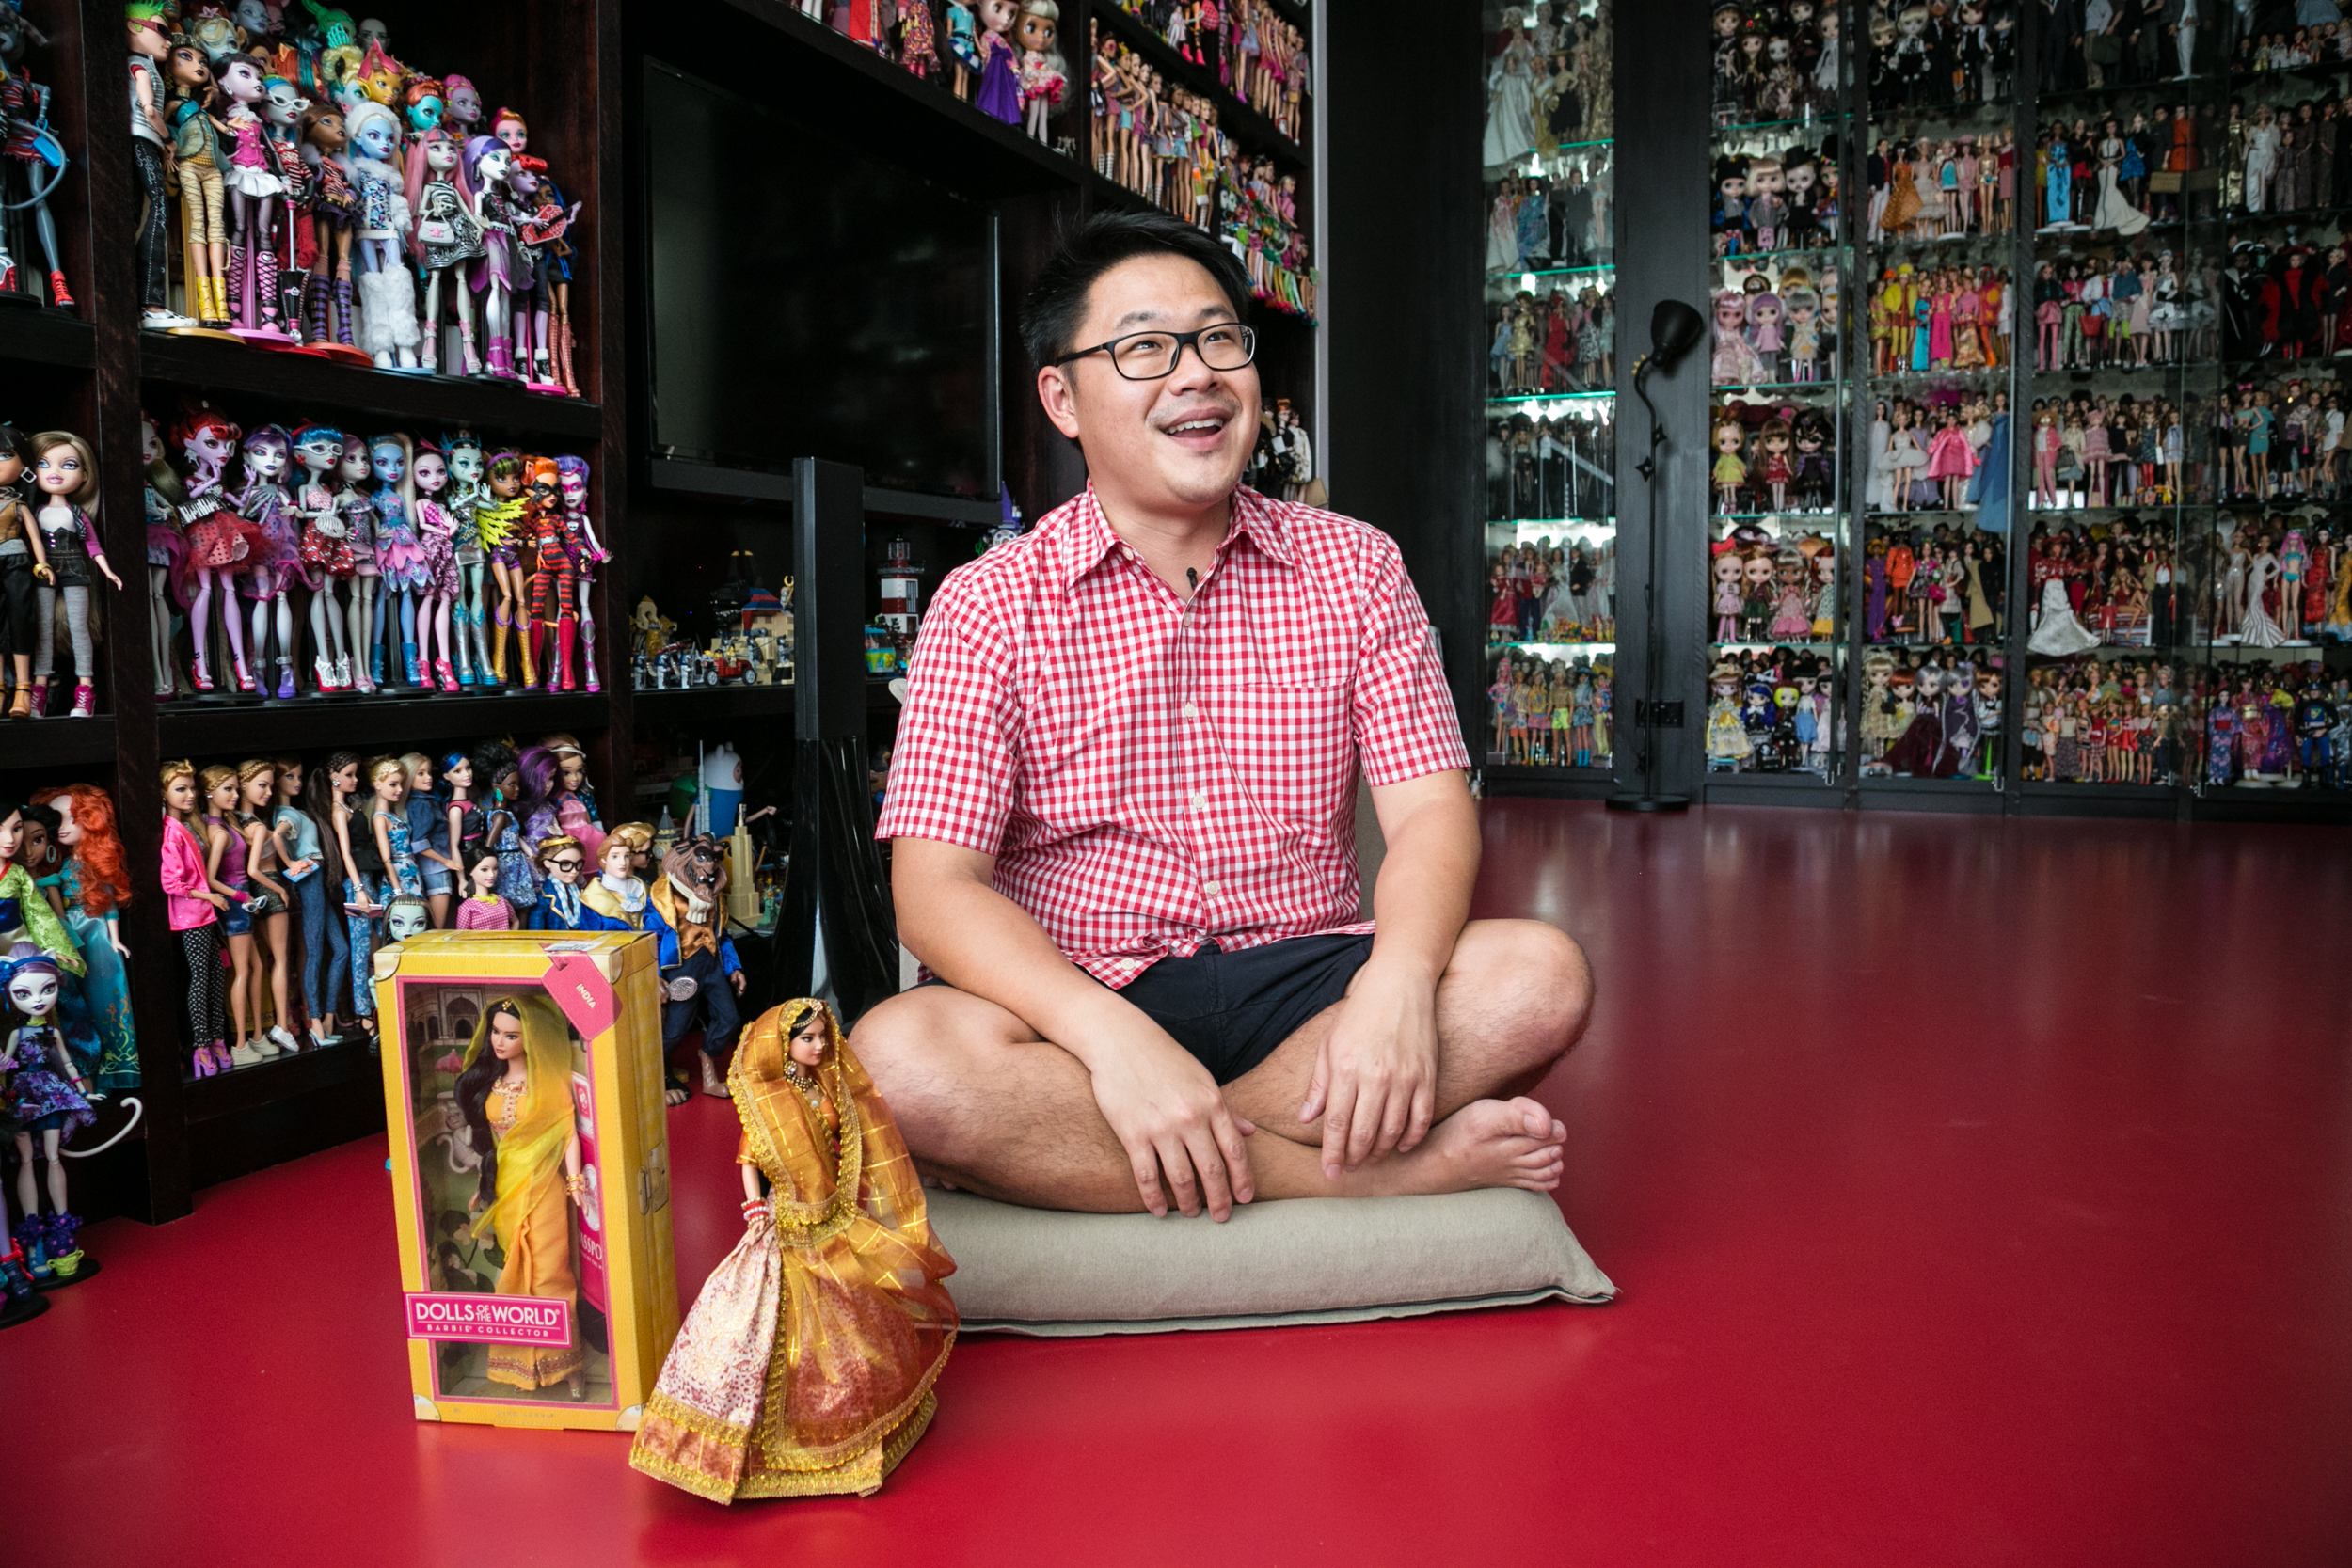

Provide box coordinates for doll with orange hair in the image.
[31,785,138,1095]
[521,457,578,691]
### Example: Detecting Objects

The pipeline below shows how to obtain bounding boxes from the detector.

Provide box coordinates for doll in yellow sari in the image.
[630,998,957,1502]
[453,993,588,1399]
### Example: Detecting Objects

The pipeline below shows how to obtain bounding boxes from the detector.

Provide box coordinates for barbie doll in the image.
[31,786,137,1094]
[22,434,119,720]
[197,765,264,1065]
[265,756,341,1049]
[234,759,299,1055]
[631,998,956,1499]
[453,849,515,930]
[366,753,421,903]
[322,750,381,1040]
[454,994,589,1397]
[5,944,96,1284]
[477,744,538,918]
[158,763,230,1074]
[402,752,458,927]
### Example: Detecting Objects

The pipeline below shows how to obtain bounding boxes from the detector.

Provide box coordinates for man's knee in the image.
[1461,919,1594,1070]
[850,989,1012,1160]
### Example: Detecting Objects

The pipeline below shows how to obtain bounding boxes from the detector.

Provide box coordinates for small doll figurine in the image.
[32,785,139,1096]
[298,100,366,356]
[580,821,651,930]
[4,942,97,1286]
[631,998,957,1500]
[28,433,123,719]
[1756,418,1795,512]
[290,422,353,691]
[1712,417,1749,513]
[897,0,939,79]
[345,101,423,370]
[520,458,576,691]
[476,451,529,685]
[946,0,980,99]
[647,833,746,1101]
[453,995,592,1397]
[1015,0,1067,144]
[128,6,196,329]
[465,132,530,379]
[555,456,606,693]
[0,8,74,309]
[1711,547,1743,641]
[443,432,492,685]
[524,832,622,933]
[972,0,1025,124]
[404,124,485,374]
[0,425,39,717]
[235,423,304,699]
[452,848,515,930]
[409,442,462,691]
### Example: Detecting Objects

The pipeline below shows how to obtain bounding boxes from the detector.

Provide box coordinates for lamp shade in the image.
[1648,299,1706,371]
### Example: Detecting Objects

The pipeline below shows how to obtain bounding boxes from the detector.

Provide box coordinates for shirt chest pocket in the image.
[1207,684,1356,827]
[1233,591,1354,690]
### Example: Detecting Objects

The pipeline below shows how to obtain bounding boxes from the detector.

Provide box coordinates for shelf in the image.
[1489,262,1618,285]
[630,683,795,722]
[182,1036,379,1123]
[0,717,118,771]
[157,690,611,755]
[1091,2,1308,169]
[1713,379,1845,397]
[698,0,1081,201]
[0,307,96,370]
[141,334,602,439]
[1086,170,1172,219]
[1487,391,1615,408]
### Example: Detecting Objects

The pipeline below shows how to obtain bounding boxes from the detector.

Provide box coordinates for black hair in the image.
[0,423,32,472]
[453,998,528,1212]
[1018,209,1254,370]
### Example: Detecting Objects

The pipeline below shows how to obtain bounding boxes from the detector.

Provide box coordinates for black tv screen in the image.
[643,59,995,498]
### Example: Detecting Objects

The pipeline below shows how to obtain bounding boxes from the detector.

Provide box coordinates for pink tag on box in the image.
[541,952,615,1041]
[405,1291,573,1346]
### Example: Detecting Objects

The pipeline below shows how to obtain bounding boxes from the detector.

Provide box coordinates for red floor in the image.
[8,801,2352,1566]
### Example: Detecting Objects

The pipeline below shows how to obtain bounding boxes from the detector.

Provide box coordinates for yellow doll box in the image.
[374,932,680,1432]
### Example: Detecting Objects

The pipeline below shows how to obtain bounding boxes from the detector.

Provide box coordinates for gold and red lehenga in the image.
[629,1000,957,1501]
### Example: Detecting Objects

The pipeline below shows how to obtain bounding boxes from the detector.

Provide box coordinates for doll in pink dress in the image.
[1925,411,1978,509]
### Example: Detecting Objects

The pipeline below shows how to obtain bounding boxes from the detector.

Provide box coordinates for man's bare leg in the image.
[854,919,1593,1213]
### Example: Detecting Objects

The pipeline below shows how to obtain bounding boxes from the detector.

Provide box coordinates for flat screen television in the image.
[641,59,996,499]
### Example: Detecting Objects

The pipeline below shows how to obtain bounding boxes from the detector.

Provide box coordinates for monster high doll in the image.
[519,458,577,691]
[410,442,461,691]
[210,51,292,336]
[554,456,606,691]
[405,124,485,373]
[289,423,352,691]
[444,432,491,684]
[138,415,188,702]
[298,100,366,356]
[28,433,122,719]
[370,434,430,688]
[4,942,96,1285]
[31,786,137,1096]
[235,423,304,699]
[508,154,580,394]
[464,134,531,380]
[476,451,529,684]
[346,101,422,369]
[174,403,262,694]
[127,6,194,328]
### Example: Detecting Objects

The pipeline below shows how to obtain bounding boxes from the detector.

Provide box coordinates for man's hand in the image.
[730,970,747,995]
[1300,960,1438,1178]
[1086,1018,1255,1220]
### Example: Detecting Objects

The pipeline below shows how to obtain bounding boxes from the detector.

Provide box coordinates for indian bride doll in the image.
[629,998,957,1501]
[453,993,589,1400]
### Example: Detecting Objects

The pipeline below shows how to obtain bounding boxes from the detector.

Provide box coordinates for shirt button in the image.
[1190,789,1208,809]
[1201,879,1221,896]
[1183,703,1199,720]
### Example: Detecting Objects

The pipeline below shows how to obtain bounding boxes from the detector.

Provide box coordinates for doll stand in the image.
[34,1255,100,1290]
[163,323,246,343]
[0,1291,47,1328]
[310,341,375,367]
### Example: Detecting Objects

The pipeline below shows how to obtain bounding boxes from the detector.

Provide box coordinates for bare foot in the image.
[1348,1098,1565,1197]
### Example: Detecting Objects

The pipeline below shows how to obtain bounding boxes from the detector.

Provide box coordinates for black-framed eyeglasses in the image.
[548,859,584,871]
[1054,323,1258,381]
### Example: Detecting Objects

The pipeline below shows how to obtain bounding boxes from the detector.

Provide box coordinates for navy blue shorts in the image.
[1117,932,1375,1085]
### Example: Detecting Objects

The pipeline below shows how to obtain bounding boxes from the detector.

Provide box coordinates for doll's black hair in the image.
[1019,208,1255,370]
[0,423,33,472]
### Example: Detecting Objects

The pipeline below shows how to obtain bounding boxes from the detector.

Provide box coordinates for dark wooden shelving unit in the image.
[0,306,97,368]
[138,334,604,437]
[1089,1,1309,167]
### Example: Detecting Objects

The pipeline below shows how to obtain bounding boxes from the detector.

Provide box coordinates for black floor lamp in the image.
[1606,298,1707,815]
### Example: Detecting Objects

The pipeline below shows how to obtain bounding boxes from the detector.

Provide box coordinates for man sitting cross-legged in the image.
[853,210,1594,1222]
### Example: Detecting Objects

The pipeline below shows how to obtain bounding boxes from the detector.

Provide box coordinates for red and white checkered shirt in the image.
[877,483,1470,987]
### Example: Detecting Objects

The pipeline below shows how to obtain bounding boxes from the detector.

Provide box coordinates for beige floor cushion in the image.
[929,1187,1616,1336]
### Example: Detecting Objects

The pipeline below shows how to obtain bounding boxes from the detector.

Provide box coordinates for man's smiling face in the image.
[1039,252,1261,515]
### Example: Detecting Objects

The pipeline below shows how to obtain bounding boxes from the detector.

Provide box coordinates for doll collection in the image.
[154,736,639,1080]
[1107,0,1308,143]
[1486,407,1616,521]
[2190,657,2352,787]
[2024,390,2212,509]
[0,426,122,721]
[1218,146,1315,316]
[1714,131,1844,257]
[1490,279,1616,395]
[1867,391,2014,512]
[0,789,142,1301]
[1710,266,1846,387]
[799,0,1067,147]
[1709,399,1844,515]
[1866,261,2013,373]
[2022,515,2188,653]
[1851,646,2003,775]
[1703,646,1842,774]
[2030,109,2201,235]
[2015,655,2187,783]
[2030,247,2208,370]
[1707,522,1840,642]
[1488,0,1613,168]
[1860,0,2020,110]
[1708,0,1850,123]
[1863,518,2008,644]
[2202,513,2350,644]
[126,5,585,392]
[1485,648,1613,768]
[2233,22,2352,75]
[71,404,607,711]
[0,4,74,311]
[1487,531,1617,645]
[1489,158,1614,275]
[1866,129,2022,239]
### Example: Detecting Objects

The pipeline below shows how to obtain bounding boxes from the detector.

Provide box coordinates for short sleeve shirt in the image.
[876,483,1469,987]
